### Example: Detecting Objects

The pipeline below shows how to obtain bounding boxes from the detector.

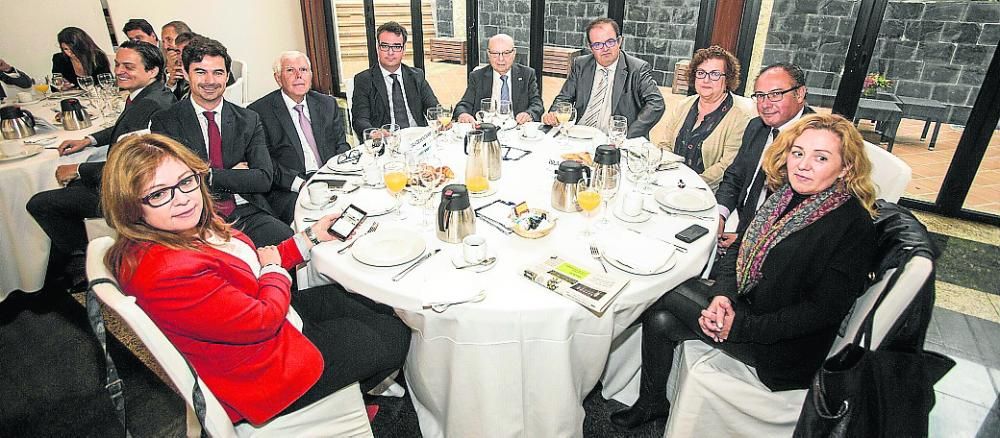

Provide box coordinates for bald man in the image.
[454,34,543,124]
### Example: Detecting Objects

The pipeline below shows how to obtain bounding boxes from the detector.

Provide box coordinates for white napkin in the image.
[603,231,674,274]
[355,190,396,214]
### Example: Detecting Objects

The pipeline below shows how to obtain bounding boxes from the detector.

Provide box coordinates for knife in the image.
[627,227,688,253]
[392,248,441,281]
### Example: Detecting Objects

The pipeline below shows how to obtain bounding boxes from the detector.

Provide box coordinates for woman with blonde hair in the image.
[659,45,756,190]
[101,133,409,425]
[612,113,877,429]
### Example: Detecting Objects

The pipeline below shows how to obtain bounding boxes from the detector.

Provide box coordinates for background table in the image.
[295,128,718,437]
[0,97,105,299]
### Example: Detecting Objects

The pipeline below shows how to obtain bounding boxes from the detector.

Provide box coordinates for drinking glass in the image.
[77,76,95,95]
[51,73,66,92]
[476,98,496,124]
[380,123,401,157]
[496,100,514,128]
[593,167,620,228]
[426,107,441,133]
[33,82,49,99]
[411,156,442,229]
[577,188,602,237]
[639,141,663,194]
[554,102,577,147]
[435,104,453,142]
[609,115,628,147]
[383,160,409,219]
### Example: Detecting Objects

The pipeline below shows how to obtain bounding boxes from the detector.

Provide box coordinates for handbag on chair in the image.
[792,260,955,438]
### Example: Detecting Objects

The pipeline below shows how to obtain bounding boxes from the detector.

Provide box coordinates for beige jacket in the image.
[660,93,756,190]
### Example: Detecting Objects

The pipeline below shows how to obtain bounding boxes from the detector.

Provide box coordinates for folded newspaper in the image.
[523,256,629,315]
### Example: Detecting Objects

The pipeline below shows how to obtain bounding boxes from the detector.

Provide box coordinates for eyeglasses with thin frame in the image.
[378,43,405,53]
[694,69,727,81]
[750,85,803,102]
[337,149,363,165]
[488,49,515,58]
[142,173,202,207]
[589,37,621,51]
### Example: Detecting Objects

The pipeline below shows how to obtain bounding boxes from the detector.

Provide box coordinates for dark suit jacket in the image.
[50,52,111,89]
[549,51,664,138]
[172,78,189,100]
[453,63,544,121]
[79,80,177,186]
[150,98,276,215]
[715,107,816,234]
[351,64,439,139]
[248,89,351,190]
[713,196,875,391]
[0,66,33,98]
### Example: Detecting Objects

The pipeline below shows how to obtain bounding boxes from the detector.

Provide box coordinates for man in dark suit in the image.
[249,51,351,223]
[454,33,543,124]
[28,41,175,272]
[160,21,193,100]
[151,37,292,247]
[543,18,664,138]
[715,62,813,247]
[351,21,439,140]
[0,58,33,99]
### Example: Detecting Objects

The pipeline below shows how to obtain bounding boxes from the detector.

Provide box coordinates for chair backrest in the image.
[864,140,911,203]
[86,237,241,438]
[84,218,117,241]
[230,59,245,81]
[224,77,246,107]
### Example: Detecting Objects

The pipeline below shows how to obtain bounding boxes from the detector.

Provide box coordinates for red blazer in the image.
[120,231,322,424]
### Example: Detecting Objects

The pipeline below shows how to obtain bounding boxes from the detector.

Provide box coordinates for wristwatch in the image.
[302,224,322,246]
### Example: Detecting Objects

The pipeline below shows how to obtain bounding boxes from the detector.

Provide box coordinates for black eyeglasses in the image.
[488,49,515,57]
[337,149,362,165]
[142,173,201,207]
[750,85,803,102]
[378,43,405,53]
[694,70,726,81]
[589,37,621,51]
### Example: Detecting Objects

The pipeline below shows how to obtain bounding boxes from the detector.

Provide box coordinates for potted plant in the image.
[863,73,892,98]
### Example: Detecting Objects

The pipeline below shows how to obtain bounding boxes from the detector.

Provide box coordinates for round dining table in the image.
[294,125,719,438]
[0,95,108,300]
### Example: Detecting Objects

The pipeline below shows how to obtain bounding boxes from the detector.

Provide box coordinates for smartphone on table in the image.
[675,224,709,243]
[328,204,368,241]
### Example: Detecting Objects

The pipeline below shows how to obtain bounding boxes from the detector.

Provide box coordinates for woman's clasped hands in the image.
[699,296,735,342]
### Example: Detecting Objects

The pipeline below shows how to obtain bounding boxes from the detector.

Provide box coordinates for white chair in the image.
[84,218,116,241]
[85,237,374,438]
[663,253,934,437]
[864,140,911,203]
[224,59,248,106]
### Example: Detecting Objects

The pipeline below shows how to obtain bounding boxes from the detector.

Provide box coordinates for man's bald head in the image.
[486,34,516,75]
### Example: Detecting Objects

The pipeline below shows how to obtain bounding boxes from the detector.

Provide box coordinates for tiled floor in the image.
[401,60,1000,215]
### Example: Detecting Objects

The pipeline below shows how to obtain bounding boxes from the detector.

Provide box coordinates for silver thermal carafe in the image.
[592,144,621,192]
[0,106,36,139]
[59,98,92,131]
[464,123,502,181]
[436,184,476,243]
[551,160,592,212]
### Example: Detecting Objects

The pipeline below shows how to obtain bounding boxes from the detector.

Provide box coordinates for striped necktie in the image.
[580,68,609,129]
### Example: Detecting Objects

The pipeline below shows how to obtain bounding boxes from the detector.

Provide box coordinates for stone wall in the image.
[436,0,453,37]
[765,0,999,124]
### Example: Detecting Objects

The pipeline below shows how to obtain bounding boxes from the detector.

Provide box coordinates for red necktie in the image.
[203,111,236,217]
[125,96,132,107]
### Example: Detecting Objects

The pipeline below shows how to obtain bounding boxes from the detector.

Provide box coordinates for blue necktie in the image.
[500,75,510,103]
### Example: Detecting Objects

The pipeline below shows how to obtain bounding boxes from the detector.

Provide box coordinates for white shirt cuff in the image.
[86,136,97,146]
[718,206,731,221]
[292,232,312,262]
[292,176,305,193]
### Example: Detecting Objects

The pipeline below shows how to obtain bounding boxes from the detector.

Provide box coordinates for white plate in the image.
[565,125,599,139]
[613,201,651,223]
[352,227,426,267]
[606,250,677,276]
[654,188,716,212]
[354,190,397,216]
[603,231,676,275]
[300,197,337,211]
[449,247,498,273]
[0,145,43,162]
[325,153,371,173]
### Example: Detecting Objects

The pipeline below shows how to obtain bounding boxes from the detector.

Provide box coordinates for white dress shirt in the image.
[490,69,515,105]
[380,65,417,127]
[191,99,248,205]
[281,92,320,192]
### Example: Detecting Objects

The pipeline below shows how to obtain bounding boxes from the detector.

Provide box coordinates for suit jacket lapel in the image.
[371,66,389,120]
[479,67,494,109]
[576,56,596,116]
[272,93,305,165]
[306,92,332,161]
[611,55,627,113]
[221,101,238,166]
[180,102,207,157]
[510,65,525,111]
[402,66,422,123]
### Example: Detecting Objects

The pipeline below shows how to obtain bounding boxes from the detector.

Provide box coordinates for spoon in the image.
[456,257,496,270]
[677,179,687,189]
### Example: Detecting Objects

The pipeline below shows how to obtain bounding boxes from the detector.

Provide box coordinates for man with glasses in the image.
[249,51,351,224]
[715,62,813,247]
[543,17,664,138]
[160,21,193,99]
[454,33,543,124]
[151,37,292,247]
[351,21,440,140]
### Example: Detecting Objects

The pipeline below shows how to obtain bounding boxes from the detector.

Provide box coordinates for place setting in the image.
[0,140,44,163]
[299,182,340,211]
[652,180,717,221]
[596,228,678,276]
[448,234,498,273]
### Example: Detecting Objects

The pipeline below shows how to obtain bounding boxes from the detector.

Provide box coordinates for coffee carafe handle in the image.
[582,166,592,186]
[21,109,35,128]
[437,195,449,232]
[463,133,470,155]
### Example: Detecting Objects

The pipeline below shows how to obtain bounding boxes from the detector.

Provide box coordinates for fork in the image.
[589,243,608,273]
[337,222,379,254]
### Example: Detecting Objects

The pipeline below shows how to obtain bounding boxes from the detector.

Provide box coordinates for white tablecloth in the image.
[0,98,106,299]
[295,129,719,437]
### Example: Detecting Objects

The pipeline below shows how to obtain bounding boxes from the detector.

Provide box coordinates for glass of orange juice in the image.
[384,160,409,219]
[33,83,50,99]
[577,188,602,236]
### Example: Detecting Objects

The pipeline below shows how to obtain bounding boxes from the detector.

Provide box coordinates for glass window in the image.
[962,119,1000,216]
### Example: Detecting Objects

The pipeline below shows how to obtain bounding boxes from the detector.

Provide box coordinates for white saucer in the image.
[613,202,651,223]
[14,98,42,105]
[0,145,44,162]
[449,247,498,273]
[468,185,498,198]
[300,197,337,210]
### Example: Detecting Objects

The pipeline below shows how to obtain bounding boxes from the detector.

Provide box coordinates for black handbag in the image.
[792,264,955,438]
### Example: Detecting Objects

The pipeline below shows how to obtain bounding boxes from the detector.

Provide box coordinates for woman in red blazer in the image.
[99,133,409,425]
